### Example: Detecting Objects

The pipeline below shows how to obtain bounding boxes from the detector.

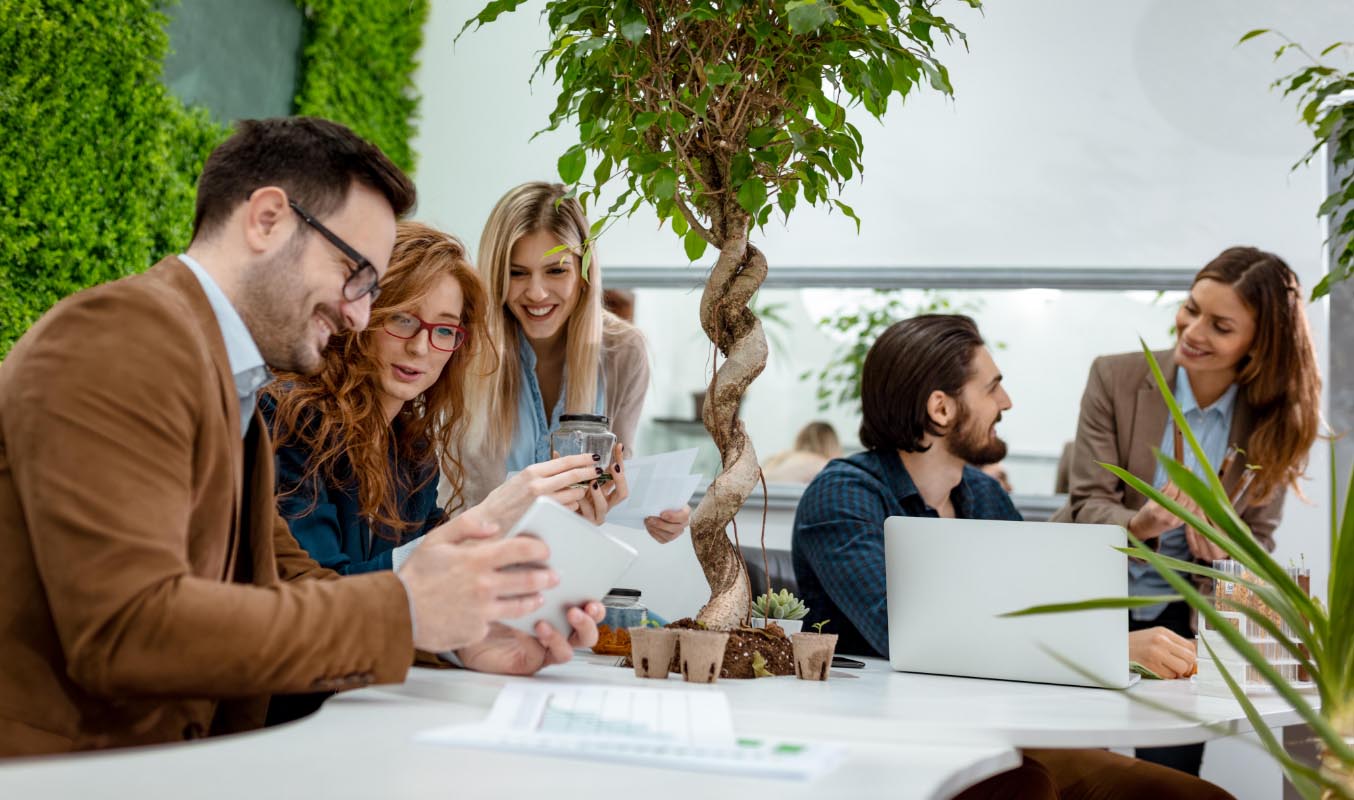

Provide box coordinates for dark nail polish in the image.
[592,480,601,490]
[592,453,601,461]
[613,462,622,473]
[595,466,603,475]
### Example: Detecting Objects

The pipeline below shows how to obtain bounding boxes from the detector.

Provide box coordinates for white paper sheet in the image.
[414,683,843,780]
[606,448,703,530]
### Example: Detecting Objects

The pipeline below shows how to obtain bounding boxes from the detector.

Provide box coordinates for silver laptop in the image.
[884,517,1132,689]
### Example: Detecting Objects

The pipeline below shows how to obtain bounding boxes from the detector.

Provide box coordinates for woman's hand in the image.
[1185,525,1229,562]
[1128,626,1197,679]
[475,453,602,531]
[1127,481,1201,543]
[644,506,690,544]
[577,442,631,525]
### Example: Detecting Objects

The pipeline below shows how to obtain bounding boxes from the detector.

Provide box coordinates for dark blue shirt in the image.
[792,449,1021,657]
[261,395,445,575]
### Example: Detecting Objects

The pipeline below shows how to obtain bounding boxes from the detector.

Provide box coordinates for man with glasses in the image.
[0,117,601,756]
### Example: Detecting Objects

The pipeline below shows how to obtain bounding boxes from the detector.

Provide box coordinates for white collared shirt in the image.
[178,254,272,438]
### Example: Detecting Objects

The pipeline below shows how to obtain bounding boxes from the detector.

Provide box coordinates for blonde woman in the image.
[460,182,689,543]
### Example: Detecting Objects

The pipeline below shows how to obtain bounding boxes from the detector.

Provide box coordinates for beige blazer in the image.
[1051,349,1282,551]
[0,258,413,756]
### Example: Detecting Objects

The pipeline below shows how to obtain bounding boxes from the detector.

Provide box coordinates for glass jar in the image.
[592,588,647,656]
[550,414,617,471]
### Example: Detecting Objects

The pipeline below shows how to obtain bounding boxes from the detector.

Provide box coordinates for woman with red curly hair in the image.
[261,221,604,575]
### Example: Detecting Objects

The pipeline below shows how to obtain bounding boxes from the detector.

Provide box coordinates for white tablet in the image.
[499,497,639,636]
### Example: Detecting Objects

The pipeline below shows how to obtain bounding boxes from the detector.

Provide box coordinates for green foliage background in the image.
[0,0,427,356]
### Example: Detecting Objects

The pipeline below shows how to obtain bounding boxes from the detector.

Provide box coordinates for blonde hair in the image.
[794,421,843,459]
[467,182,630,452]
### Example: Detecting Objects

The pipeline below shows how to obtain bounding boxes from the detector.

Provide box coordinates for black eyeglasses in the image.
[289,200,381,302]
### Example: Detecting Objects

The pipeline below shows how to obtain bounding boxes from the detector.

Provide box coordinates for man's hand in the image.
[455,601,605,675]
[1129,626,1197,679]
[397,512,560,652]
[1127,481,1201,543]
[644,506,690,544]
[476,454,601,530]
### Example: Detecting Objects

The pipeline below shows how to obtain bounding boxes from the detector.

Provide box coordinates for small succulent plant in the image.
[752,589,809,621]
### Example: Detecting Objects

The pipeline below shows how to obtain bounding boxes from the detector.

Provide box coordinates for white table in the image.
[392,653,1308,748]
[0,654,1309,799]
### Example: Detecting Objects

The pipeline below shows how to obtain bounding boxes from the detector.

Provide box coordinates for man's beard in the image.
[948,400,1007,466]
[236,237,339,375]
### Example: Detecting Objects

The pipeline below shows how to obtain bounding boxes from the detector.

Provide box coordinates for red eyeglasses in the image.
[382,312,467,353]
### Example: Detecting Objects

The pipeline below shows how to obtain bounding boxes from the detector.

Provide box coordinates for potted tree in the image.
[464,0,982,634]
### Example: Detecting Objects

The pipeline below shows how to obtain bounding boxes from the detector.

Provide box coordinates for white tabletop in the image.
[0,653,1309,799]
[391,653,1309,749]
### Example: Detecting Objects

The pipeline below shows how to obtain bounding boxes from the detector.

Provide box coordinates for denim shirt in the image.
[1129,367,1237,620]
[506,329,607,473]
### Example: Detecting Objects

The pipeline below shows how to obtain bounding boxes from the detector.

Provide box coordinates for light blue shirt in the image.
[505,329,606,473]
[1129,367,1238,620]
[179,254,272,438]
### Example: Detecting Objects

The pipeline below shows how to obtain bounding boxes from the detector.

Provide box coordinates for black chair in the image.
[740,545,798,600]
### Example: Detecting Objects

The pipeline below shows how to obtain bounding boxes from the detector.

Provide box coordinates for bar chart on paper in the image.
[415,683,843,780]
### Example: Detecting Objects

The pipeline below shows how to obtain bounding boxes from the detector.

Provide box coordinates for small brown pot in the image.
[791,632,839,681]
[678,630,729,684]
[629,627,678,679]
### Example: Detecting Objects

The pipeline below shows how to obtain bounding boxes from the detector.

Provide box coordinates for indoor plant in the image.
[1010,342,1354,798]
[463,0,981,629]
[751,588,809,634]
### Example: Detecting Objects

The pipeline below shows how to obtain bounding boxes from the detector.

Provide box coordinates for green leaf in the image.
[652,167,677,200]
[1129,661,1164,680]
[737,179,767,215]
[707,64,739,86]
[557,145,587,184]
[634,112,660,131]
[786,0,835,33]
[620,10,647,42]
[833,199,861,233]
[459,0,530,38]
[1001,596,1182,617]
[1237,28,1271,45]
[747,127,777,148]
[778,183,798,220]
[842,0,887,25]
[683,230,709,261]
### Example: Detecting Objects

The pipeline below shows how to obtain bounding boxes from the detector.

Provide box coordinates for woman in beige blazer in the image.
[1056,246,1321,776]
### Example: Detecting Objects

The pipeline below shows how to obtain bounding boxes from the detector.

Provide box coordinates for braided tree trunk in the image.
[691,225,768,629]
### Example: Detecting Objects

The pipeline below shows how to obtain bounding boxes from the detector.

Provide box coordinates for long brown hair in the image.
[264,221,492,536]
[1193,247,1320,504]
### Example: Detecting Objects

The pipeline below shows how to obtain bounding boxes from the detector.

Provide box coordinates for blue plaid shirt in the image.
[792,449,1021,657]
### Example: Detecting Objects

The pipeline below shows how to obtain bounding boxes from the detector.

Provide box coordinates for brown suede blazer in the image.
[0,258,414,757]
[1051,349,1282,551]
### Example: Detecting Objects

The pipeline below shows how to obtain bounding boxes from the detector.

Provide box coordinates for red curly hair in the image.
[264,221,493,537]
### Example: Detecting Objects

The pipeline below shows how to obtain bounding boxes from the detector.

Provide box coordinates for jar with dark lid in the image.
[550,413,617,471]
[592,588,648,656]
